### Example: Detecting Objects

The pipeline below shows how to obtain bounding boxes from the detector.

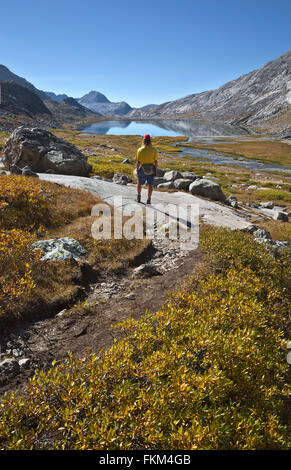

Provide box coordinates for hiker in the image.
[136,134,158,204]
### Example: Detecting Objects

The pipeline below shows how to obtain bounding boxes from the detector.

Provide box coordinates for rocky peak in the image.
[78,91,133,116]
[79,90,110,104]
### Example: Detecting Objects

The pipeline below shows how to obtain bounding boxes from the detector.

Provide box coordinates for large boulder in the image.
[173,179,193,190]
[181,171,197,181]
[2,127,92,176]
[189,179,226,202]
[163,170,183,182]
[157,182,174,189]
[156,168,166,177]
[153,177,167,187]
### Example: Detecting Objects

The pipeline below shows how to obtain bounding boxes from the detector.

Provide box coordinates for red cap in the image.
[144,134,151,140]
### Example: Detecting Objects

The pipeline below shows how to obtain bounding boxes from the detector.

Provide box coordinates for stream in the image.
[176,146,291,174]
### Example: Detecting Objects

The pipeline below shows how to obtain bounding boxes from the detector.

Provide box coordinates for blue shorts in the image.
[137,167,154,186]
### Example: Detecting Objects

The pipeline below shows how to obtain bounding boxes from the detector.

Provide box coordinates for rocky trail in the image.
[0,233,201,396]
[0,174,284,396]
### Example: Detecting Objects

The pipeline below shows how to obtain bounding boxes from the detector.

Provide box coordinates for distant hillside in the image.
[0,65,70,105]
[0,81,51,116]
[0,83,101,132]
[45,91,69,102]
[0,65,48,100]
[44,97,102,122]
[128,51,291,130]
[78,90,133,115]
[140,104,158,110]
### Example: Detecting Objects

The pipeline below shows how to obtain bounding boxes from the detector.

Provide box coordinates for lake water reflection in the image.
[81,119,251,139]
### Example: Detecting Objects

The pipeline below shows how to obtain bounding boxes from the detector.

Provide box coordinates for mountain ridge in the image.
[0,81,101,131]
[127,50,291,130]
[44,96,103,122]
[45,91,69,102]
[0,64,49,101]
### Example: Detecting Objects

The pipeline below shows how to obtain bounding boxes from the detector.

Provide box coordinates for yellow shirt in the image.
[136,144,158,164]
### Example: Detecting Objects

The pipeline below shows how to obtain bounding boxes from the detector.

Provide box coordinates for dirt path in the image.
[0,240,201,397]
[0,173,255,396]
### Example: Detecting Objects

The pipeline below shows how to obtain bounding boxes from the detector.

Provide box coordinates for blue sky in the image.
[1,0,290,107]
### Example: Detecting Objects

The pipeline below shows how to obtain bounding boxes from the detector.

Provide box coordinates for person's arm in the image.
[136,150,141,170]
[154,149,158,176]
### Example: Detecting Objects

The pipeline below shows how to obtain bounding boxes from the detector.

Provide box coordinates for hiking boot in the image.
[136,194,141,203]
[146,198,151,205]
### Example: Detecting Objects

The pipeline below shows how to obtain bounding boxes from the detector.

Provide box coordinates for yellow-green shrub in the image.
[0,229,39,315]
[256,189,291,203]
[259,221,291,244]
[0,228,289,449]
[0,175,50,231]
[88,156,133,179]
[0,175,99,231]
[0,175,101,322]
[200,226,291,290]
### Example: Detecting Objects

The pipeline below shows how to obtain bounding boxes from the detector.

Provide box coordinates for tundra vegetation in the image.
[0,227,290,449]
[0,174,146,327]
[0,130,290,449]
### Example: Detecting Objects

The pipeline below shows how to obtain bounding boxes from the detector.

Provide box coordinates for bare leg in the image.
[147,185,153,202]
[136,182,142,202]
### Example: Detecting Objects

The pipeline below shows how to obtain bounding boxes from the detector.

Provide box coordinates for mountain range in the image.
[0,50,290,133]
[0,65,133,117]
[0,78,101,132]
[44,97,102,123]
